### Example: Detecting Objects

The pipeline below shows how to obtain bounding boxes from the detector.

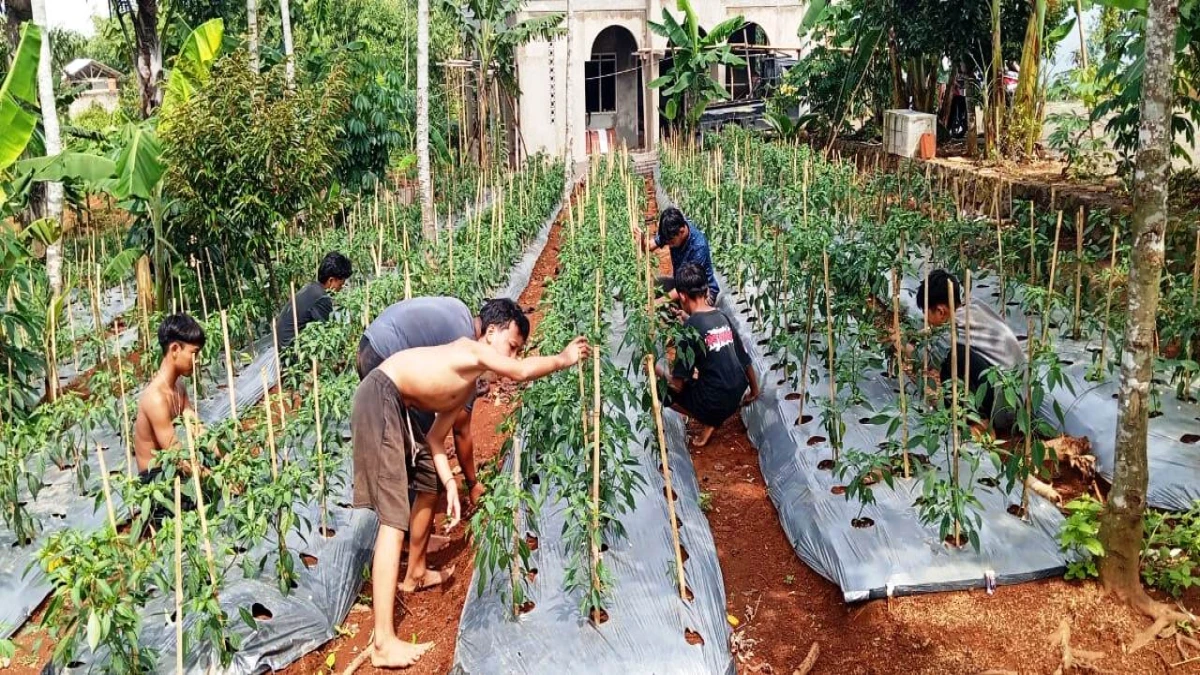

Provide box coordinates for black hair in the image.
[675,263,709,300]
[479,298,530,340]
[915,269,962,311]
[158,313,206,355]
[658,207,688,243]
[318,252,353,284]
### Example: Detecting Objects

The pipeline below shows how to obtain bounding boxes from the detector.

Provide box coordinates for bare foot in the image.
[399,565,456,593]
[371,637,433,669]
[691,425,715,447]
[401,534,449,558]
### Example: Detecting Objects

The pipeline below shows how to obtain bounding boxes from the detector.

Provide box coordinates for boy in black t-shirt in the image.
[659,263,759,446]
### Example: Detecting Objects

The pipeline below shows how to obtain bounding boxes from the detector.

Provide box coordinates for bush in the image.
[160,51,347,298]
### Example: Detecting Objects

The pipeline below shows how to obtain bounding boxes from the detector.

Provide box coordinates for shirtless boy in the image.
[352,319,590,669]
[133,314,206,478]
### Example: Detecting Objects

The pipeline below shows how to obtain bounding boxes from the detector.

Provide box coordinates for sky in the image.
[47,0,109,37]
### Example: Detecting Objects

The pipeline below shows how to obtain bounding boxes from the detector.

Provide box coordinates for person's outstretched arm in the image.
[472,336,590,383]
[425,410,462,528]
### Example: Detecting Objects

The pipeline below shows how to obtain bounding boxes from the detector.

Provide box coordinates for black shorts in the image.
[665,384,741,429]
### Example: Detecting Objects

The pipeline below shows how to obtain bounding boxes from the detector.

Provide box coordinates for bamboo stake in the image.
[95,444,118,533]
[1192,228,1199,308]
[509,434,525,617]
[174,476,184,675]
[578,362,588,449]
[589,345,602,618]
[922,265,931,403]
[891,268,910,478]
[1029,202,1038,285]
[260,368,278,481]
[996,213,1007,308]
[1072,207,1085,339]
[1020,317,1035,519]
[798,284,816,424]
[182,420,218,587]
[194,260,210,321]
[290,281,300,350]
[66,300,81,377]
[947,279,961,545]
[964,270,972,396]
[1098,225,1120,373]
[205,250,224,313]
[647,356,686,600]
[822,252,838,461]
[271,322,286,429]
[312,359,328,538]
[1043,211,1064,343]
[114,344,133,476]
[220,311,237,421]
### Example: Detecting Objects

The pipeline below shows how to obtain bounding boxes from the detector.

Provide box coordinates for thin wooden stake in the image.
[1020,317,1035,519]
[647,356,686,600]
[822,252,838,462]
[182,420,218,588]
[510,435,524,617]
[590,345,602,617]
[95,444,118,533]
[891,268,910,478]
[947,279,961,545]
[1043,211,1064,343]
[798,284,816,424]
[271,322,286,430]
[1072,207,1085,339]
[174,476,184,675]
[220,310,238,421]
[313,358,328,537]
[260,368,278,481]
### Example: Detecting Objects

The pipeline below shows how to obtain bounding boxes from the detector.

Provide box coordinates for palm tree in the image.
[30,0,61,296]
[280,0,295,85]
[418,0,433,238]
[648,0,746,133]
[246,0,259,72]
[442,0,564,168]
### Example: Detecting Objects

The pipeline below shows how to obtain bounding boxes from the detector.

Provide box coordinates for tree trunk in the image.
[4,0,31,55]
[246,0,260,73]
[1075,0,1089,70]
[280,0,295,85]
[966,79,979,158]
[478,65,489,170]
[564,0,574,165]
[1098,0,1180,613]
[1010,0,1046,158]
[131,0,163,117]
[887,27,904,109]
[417,0,434,239]
[31,0,62,296]
[988,0,1003,157]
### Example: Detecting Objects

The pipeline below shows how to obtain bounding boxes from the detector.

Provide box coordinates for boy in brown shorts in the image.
[351,325,590,669]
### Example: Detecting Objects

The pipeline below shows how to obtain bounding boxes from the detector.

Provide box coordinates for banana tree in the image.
[648,1,746,132]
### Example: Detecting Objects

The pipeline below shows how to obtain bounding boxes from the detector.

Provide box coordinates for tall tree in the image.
[246,0,259,72]
[280,0,295,84]
[988,0,1003,157]
[417,0,432,238]
[1009,0,1046,157]
[127,0,164,117]
[30,0,61,295]
[1098,0,1189,636]
[2,0,31,54]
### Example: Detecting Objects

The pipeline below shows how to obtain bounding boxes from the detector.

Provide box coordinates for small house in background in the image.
[63,58,122,119]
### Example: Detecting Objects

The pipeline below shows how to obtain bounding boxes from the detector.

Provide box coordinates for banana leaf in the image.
[0,23,43,172]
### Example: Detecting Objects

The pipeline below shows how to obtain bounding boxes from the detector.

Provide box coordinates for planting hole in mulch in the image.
[67,662,85,669]
[300,553,319,569]
[525,533,539,551]
[1149,410,1164,419]
[976,284,991,289]
[530,473,542,485]
[518,600,536,615]
[858,417,876,425]
[831,485,847,495]
[1060,359,1075,366]
[1016,334,1028,341]
[588,608,610,624]
[684,585,695,602]
[776,378,787,386]
[527,567,538,582]
[807,435,827,446]
[787,323,804,334]
[664,485,677,502]
[1153,378,1167,386]
[978,477,999,488]
[1007,504,1027,519]
[785,392,803,401]
[944,533,968,548]
[1087,346,1103,355]
[817,459,836,471]
[684,628,705,646]
[771,362,786,372]
[51,512,67,519]
[335,501,352,509]
[797,414,814,425]
[851,517,875,529]
[740,308,752,315]
[680,544,690,563]
[233,545,249,554]
[1182,434,1200,445]
[757,339,771,347]
[319,526,337,539]
[746,316,760,325]
[251,603,273,620]
[1006,301,1021,307]
[600,542,609,553]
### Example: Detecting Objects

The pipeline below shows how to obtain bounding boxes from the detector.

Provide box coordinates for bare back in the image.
[374,338,484,414]
[133,375,190,473]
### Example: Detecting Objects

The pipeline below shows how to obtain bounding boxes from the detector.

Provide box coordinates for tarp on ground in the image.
[451,306,734,675]
[655,178,1069,603]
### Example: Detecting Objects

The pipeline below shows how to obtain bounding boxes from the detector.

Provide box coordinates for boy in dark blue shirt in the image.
[640,207,720,305]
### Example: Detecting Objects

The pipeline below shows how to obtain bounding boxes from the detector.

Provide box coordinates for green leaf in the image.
[86,611,102,651]
[239,606,258,630]
[14,152,116,185]
[0,22,43,172]
[111,123,166,200]
[162,19,225,115]
[800,0,831,33]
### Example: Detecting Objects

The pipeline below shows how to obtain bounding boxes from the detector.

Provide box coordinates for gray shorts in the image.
[351,370,430,530]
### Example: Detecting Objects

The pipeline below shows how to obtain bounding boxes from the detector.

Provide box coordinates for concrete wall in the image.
[517,2,808,160]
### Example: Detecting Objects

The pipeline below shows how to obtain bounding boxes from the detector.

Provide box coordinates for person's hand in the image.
[560,336,591,366]
[444,479,462,530]
[741,389,759,407]
[469,480,486,506]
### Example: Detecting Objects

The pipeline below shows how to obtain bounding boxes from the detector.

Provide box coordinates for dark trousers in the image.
[356,336,386,381]
[940,344,1017,435]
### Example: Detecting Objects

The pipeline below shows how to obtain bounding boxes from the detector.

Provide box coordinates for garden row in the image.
[3,157,564,673]
[453,154,734,674]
